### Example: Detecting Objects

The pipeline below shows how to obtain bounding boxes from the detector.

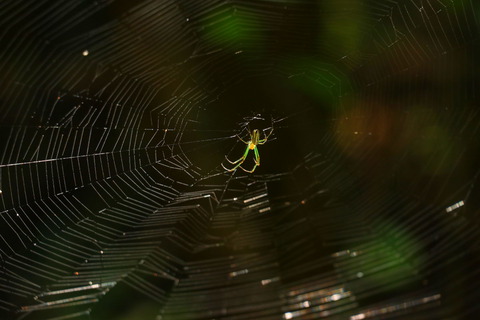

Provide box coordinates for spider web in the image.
[1,0,480,319]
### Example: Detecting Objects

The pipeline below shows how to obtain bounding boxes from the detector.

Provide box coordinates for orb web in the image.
[0,0,479,319]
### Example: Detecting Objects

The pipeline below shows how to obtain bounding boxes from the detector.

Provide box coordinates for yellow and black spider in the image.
[222,127,273,173]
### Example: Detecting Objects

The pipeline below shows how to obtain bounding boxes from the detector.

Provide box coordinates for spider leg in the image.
[237,147,260,173]
[258,127,274,145]
[236,134,249,144]
[239,163,258,173]
[225,146,250,164]
[253,146,260,166]
[225,156,244,165]
[223,146,250,172]
[222,162,239,172]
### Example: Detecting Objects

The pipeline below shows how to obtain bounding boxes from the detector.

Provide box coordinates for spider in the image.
[222,127,273,173]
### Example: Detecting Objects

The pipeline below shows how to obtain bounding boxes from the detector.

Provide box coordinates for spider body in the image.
[222,128,272,173]
[248,129,260,149]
